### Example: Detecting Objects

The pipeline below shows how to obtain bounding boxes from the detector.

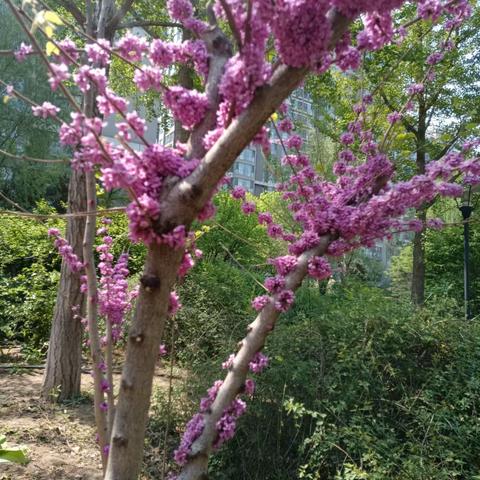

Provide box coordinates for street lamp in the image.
[458,185,474,320]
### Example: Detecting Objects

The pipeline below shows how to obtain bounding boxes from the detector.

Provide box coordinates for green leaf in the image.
[0,448,28,464]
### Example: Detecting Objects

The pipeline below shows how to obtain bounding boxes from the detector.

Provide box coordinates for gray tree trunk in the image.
[41,169,87,400]
[41,0,119,400]
[411,98,427,306]
[411,207,426,306]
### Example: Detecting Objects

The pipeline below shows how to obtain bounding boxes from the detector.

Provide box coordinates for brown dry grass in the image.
[0,366,179,480]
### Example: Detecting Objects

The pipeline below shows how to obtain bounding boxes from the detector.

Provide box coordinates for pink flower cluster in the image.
[48,228,84,272]
[96,222,131,344]
[163,86,209,130]
[14,42,33,62]
[32,101,60,119]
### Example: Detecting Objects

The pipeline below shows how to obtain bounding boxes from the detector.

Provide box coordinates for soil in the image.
[0,366,176,480]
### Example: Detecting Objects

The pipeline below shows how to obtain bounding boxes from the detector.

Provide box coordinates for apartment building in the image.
[230,87,316,195]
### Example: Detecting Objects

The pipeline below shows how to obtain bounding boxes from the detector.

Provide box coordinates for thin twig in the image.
[0,207,126,219]
[4,0,82,114]
[0,191,29,213]
[219,243,268,291]
[0,78,62,124]
[0,147,68,163]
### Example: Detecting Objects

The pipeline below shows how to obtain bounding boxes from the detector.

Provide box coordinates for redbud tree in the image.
[2,0,479,479]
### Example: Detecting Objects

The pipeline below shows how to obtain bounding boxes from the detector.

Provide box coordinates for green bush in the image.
[0,207,61,351]
[162,280,480,480]
[173,259,264,367]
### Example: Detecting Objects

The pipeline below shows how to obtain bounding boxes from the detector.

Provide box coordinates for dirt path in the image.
[0,367,176,479]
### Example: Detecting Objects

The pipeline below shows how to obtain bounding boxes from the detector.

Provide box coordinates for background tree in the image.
[308,5,480,305]
[0,3,70,210]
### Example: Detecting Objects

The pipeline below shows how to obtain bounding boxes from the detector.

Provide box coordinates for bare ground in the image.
[0,367,176,480]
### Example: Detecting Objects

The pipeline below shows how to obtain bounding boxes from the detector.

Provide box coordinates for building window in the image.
[239,148,256,162]
[233,177,254,191]
[234,161,255,177]
[164,131,174,146]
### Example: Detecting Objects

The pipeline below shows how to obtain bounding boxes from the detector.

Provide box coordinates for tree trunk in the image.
[41,169,86,401]
[411,207,426,306]
[41,0,120,401]
[411,97,427,306]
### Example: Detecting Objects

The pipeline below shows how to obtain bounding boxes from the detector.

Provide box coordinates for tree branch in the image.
[0,148,67,163]
[105,8,351,480]
[178,235,333,479]
[55,0,86,27]
[107,0,135,33]
[218,0,242,50]
[159,9,351,231]
[116,20,183,30]
[433,131,461,161]
[0,49,39,57]
[379,89,418,136]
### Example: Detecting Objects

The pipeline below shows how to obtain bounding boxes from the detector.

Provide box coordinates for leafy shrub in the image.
[166,280,480,480]
[173,259,264,367]
[0,206,60,351]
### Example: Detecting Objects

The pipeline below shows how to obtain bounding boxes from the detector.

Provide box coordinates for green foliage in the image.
[0,204,61,350]
[389,204,479,313]
[0,435,28,465]
[0,4,70,210]
[167,279,479,480]
[173,259,264,367]
[195,191,282,265]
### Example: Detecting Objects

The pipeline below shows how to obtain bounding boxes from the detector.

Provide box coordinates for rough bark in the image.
[411,97,427,306]
[105,9,351,480]
[104,244,185,479]
[41,169,86,401]
[174,28,194,145]
[179,237,332,480]
[41,0,127,402]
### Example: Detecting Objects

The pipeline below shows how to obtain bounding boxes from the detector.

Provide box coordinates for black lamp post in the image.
[459,185,474,320]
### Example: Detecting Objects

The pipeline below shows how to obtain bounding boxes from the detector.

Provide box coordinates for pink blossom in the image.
[249,352,269,374]
[173,414,204,465]
[274,289,295,312]
[251,295,270,311]
[178,252,195,277]
[167,0,193,21]
[340,132,355,145]
[14,42,33,62]
[133,67,163,92]
[264,276,286,293]
[244,379,256,396]
[48,63,70,90]
[32,101,60,119]
[231,186,246,199]
[164,87,209,130]
[48,229,84,272]
[270,255,297,275]
[54,39,79,64]
[85,39,111,66]
[150,39,176,67]
[159,344,168,357]
[307,256,332,280]
[168,291,182,315]
[407,83,424,95]
[222,354,235,370]
[418,0,443,20]
[286,135,303,150]
[116,34,148,62]
[387,111,402,124]
[278,118,293,133]
[241,201,256,214]
[257,212,273,225]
